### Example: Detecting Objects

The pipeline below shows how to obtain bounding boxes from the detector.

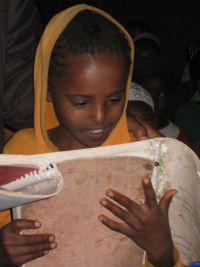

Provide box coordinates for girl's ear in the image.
[47,89,53,102]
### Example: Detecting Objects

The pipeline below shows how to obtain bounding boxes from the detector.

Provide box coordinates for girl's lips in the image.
[85,128,110,140]
[88,129,104,134]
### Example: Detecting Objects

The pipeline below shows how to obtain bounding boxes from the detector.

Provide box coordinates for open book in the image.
[0,138,199,266]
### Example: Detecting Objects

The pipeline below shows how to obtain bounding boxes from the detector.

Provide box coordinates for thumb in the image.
[159,189,177,215]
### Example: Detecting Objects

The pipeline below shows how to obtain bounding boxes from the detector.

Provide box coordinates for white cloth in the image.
[159,121,180,138]
[128,82,154,111]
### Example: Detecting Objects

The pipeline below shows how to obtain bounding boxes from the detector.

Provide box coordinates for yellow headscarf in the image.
[33,4,135,151]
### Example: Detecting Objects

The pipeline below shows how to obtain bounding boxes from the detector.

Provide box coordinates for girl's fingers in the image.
[9,239,57,257]
[13,233,56,246]
[6,219,41,235]
[159,189,177,214]
[105,189,140,213]
[98,215,132,237]
[142,178,158,208]
[99,198,140,230]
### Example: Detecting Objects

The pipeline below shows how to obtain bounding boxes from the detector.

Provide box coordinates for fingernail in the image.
[99,215,107,223]
[34,221,41,227]
[100,199,107,206]
[98,215,104,222]
[49,236,55,242]
[106,190,114,198]
[50,242,56,249]
[143,178,150,185]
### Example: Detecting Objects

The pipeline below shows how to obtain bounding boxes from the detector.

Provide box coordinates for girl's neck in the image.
[47,126,86,151]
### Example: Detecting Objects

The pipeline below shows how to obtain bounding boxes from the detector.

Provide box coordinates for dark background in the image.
[35,0,200,76]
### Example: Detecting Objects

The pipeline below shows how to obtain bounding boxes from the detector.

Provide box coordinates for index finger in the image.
[142,178,158,208]
[4,219,41,234]
[105,189,140,213]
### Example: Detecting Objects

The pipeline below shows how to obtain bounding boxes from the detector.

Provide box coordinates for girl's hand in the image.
[99,178,177,266]
[0,219,57,267]
[127,113,163,140]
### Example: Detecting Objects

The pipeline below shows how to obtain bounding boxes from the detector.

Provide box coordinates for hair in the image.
[48,10,131,87]
[134,38,161,61]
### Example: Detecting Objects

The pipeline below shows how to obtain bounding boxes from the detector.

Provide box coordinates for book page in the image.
[7,138,200,266]
[155,139,200,265]
[20,156,154,267]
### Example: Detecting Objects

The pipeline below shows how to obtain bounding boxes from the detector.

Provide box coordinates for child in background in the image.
[126,19,162,63]
[133,33,162,62]
[0,5,183,267]
[133,55,193,148]
[126,82,163,140]
[127,82,155,128]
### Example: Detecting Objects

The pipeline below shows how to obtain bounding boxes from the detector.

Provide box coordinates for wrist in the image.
[151,255,174,267]
[147,236,174,266]
[148,250,174,267]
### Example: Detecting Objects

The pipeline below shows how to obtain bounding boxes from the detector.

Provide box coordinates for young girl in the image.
[1,4,183,267]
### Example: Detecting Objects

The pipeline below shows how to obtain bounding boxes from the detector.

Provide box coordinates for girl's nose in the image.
[91,104,106,124]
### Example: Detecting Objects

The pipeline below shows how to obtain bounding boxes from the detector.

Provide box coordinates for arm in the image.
[0,219,57,267]
[98,178,183,267]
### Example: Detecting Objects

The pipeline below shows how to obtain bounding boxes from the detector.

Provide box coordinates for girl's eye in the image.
[73,101,88,107]
[109,97,122,103]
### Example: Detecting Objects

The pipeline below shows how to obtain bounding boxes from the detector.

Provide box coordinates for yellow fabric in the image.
[144,246,184,267]
[2,4,184,267]
[0,209,11,229]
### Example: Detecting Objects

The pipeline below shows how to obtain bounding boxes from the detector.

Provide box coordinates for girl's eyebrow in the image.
[66,89,126,99]
[108,89,126,97]
[66,95,92,99]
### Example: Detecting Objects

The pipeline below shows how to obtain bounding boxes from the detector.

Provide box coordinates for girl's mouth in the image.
[85,128,110,140]
[88,129,104,134]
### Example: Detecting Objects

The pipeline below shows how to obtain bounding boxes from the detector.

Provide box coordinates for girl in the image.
[1,4,183,267]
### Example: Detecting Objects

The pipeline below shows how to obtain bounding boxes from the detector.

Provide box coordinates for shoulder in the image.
[3,128,37,155]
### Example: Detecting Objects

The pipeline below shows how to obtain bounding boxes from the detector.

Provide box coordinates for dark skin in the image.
[99,178,177,267]
[127,101,155,127]
[0,220,56,267]
[47,53,127,150]
[127,113,163,139]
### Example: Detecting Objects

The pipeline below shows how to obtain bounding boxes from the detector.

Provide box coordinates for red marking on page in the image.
[0,166,39,186]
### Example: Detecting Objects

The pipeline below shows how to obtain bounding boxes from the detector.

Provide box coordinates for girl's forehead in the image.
[51,52,127,78]
[54,52,125,64]
[50,53,127,94]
